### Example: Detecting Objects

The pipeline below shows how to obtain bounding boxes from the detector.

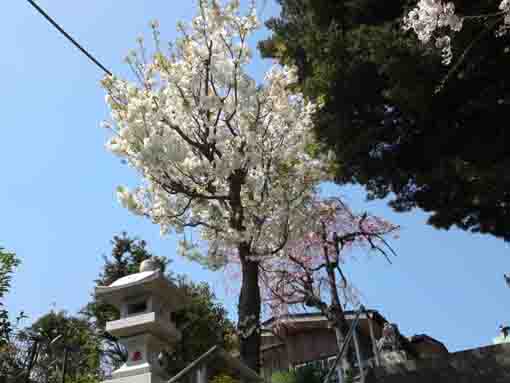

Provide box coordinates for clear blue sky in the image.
[2,0,508,353]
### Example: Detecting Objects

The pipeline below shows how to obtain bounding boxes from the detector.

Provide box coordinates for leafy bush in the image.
[271,370,297,383]
[271,364,326,383]
[210,373,239,383]
[295,364,325,383]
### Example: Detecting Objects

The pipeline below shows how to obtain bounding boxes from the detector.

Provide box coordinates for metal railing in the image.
[322,305,367,383]
[167,345,264,383]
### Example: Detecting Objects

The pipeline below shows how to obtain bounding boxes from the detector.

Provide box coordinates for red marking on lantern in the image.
[132,351,142,361]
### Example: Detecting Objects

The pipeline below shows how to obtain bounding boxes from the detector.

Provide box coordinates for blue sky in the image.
[2,0,509,353]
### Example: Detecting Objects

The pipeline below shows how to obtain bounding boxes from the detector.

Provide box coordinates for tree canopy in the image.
[1,234,237,382]
[0,246,20,347]
[259,0,510,241]
[0,246,24,382]
[23,311,102,383]
[100,0,331,371]
[170,275,238,377]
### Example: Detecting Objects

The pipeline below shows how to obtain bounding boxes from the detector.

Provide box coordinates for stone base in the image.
[103,361,168,383]
[112,362,153,379]
[102,372,166,383]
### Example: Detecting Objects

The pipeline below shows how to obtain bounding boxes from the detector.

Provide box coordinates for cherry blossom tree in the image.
[258,198,398,382]
[100,0,329,372]
[403,0,510,66]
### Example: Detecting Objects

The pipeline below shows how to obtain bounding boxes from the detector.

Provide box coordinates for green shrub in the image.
[294,364,325,383]
[210,373,240,383]
[344,368,355,383]
[271,370,297,383]
[271,364,326,383]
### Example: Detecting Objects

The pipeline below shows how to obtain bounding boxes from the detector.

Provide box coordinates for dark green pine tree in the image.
[259,0,510,241]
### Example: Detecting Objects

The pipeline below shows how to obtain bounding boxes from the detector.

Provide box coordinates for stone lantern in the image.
[96,258,186,383]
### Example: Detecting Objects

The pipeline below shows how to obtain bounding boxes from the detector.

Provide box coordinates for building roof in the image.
[261,309,388,329]
[406,333,449,355]
[409,334,447,346]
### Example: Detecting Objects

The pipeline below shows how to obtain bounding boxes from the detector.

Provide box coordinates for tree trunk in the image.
[238,244,261,375]
[329,280,352,382]
[228,170,261,376]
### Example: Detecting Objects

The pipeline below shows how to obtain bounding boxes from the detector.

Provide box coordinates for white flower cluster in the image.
[403,0,462,65]
[404,0,510,64]
[101,0,329,267]
[496,0,510,37]
[403,0,463,43]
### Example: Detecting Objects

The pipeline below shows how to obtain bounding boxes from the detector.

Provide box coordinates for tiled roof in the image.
[261,309,388,328]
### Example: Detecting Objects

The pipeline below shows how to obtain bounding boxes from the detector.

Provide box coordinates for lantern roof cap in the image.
[109,270,158,288]
[95,266,186,310]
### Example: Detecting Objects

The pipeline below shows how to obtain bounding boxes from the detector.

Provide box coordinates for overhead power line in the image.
[26,0,112,76]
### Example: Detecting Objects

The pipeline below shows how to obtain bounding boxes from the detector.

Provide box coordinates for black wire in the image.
[26,0,112,76]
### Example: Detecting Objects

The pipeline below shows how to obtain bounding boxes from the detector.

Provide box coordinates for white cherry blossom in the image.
[100,5,335,365]
[101,0,331,273]
[404,1,510,65]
